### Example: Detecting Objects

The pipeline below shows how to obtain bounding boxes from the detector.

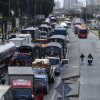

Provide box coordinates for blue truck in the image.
[53,28,67,36]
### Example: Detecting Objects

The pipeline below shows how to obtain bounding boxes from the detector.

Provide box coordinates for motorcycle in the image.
[88,57,93,65]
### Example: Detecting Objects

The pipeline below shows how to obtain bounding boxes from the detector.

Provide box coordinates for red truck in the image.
[8,67,43,100]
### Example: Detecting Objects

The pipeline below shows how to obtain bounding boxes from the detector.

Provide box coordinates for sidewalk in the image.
[67,28,80,68]
[59,28,80,100]
[54,28,80,100]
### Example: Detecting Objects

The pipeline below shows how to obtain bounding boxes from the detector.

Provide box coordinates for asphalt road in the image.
[4,27,100,100]
[79,31,100,100]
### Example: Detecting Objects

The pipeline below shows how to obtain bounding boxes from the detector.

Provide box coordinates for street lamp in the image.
[7,0,11,39]
[34,0,36,26]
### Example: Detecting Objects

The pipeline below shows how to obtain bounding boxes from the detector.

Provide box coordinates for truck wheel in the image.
[45,85,49,94]
[51,77,55,83]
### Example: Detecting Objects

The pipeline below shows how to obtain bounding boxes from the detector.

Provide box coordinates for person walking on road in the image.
[80,53,85,65]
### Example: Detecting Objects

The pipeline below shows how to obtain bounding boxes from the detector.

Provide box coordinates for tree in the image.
[0,0,55,27]
[35,0,55,17]
[81,7,93,23]
[10,0,27,18]
[0,0,9,18]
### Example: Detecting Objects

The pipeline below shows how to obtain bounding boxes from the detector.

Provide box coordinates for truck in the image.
[40,31,48,39]
[32,67,49,94]
[9,38,27,51]
[9,33,32,43]
[0,85,13,100]
[53,28,67,36]
[39,25,50,36]
[0,41,15,70]
[45,57,61,76]
[17,43,40,66]
[21,27,40,42]
[57,17,64,22]
[35,39,48,47]
[17,34,32,43]
[8,67,44,100]
[32,59,55,83]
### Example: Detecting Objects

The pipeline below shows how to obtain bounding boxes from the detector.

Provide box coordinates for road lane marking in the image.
[51,74,62,100]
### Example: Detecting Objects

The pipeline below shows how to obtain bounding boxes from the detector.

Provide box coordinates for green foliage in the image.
[20,18,27,26]
[81,7,93,23]
[36,0,55,17]
[98,30,100,35]
[0,0,55,20]
[0,0,9,18]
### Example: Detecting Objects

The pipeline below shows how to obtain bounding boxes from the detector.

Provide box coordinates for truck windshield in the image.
[13,88,32,98]
[34,69,47,75]
[36,40,47,44]
[39,27,48,32]
[41,32,47,36]
[19,47,32,53]
[49,59,60,65]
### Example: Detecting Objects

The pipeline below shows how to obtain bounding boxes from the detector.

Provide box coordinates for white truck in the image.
[17,34,32,43]
[9,38,27,50]
[21,27,40,42]
[0,85,13,100]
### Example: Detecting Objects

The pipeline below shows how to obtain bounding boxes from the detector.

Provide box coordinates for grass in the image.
[81,23,100,36]
[90,30,99,36]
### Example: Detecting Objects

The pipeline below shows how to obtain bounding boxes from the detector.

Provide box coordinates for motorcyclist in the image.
[88,53,93,65]
[88,53,93,59]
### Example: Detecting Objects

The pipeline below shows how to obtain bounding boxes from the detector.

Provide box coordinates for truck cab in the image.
[40,31,48,39]
[13,79,33,100]
[32,59,55,83]
[8,67,44,100]
[45,57,61,75]
[33,68,49,94]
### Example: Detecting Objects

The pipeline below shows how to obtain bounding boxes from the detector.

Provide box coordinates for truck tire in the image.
[45,85,49,94]
[51,77,55,83]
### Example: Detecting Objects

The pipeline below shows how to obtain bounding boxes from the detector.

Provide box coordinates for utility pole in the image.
[7,0,11,39]
[17,0,19,17]
[40,0,42,14]
[9,0,10,22]
[86,0,87,25]
[34,0,36,26]
[27,0,29,24]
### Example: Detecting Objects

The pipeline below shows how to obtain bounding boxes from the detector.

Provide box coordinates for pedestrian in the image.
[80,53,85,65]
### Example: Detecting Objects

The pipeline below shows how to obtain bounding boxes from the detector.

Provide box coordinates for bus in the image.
[77,26,88,38]
[74,24,80,34]
[0,85,13,100]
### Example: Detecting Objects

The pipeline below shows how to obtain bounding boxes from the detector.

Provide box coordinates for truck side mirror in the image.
[62,59,69,65]
[32,95,34,98]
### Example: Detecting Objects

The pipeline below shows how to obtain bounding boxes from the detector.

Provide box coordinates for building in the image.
[87,0,96,6]
[95,0,100,5]
[63,0,78,10]
[54,0,61,9]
